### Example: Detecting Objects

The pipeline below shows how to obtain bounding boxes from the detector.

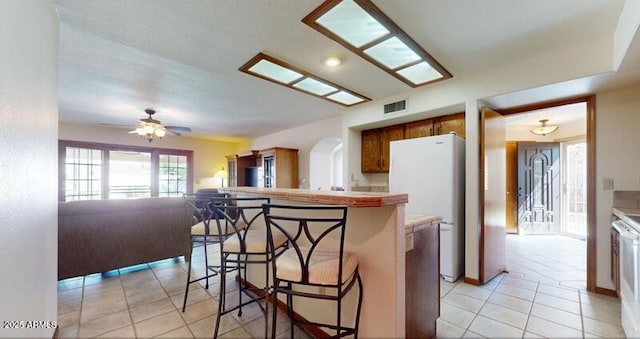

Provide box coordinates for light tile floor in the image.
[58,234,622,338]
[437,234,624,338]
[57,245,310,338]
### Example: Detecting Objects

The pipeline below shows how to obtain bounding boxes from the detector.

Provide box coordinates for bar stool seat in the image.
[276,247,358,285]
[263,203,363,338]
[191,219,245,236]
[223,229,287,253]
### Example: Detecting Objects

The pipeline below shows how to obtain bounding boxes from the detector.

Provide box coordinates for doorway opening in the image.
[504,101,588,288]
[309,137,343,191]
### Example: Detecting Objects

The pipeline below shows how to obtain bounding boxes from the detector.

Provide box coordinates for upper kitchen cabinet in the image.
[361,125,404,173]
[260,147,298,188]
[404,118,434,139]
[226,150,259,187]
[434,113,465,138]
[361,129,382,173]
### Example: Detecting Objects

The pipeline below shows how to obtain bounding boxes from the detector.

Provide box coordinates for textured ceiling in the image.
[55,0,626,140]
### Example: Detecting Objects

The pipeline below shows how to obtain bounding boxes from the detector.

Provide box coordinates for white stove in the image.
[613,213,640,338]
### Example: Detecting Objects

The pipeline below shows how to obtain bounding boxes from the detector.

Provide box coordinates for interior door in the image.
[505,142,518,233]
[517,142,560,234]
[480,107,506,284]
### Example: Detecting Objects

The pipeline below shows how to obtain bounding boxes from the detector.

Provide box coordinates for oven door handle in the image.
[613,220,640,241]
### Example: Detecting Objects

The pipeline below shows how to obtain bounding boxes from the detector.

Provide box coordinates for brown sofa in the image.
[58,197,191,280]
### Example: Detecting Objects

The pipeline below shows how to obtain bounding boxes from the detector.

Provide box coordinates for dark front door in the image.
[517,142,560,234]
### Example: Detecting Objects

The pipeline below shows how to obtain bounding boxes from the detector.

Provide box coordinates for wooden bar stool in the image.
[262,204,363,338]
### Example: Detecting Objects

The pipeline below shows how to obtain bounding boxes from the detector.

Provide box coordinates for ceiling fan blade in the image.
[100,123,132,128]
[165,130,182,137]
[165,126,191,132]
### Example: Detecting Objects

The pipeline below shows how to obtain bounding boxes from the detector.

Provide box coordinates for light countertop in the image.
[220,186,407,207]
[405,213,442,234]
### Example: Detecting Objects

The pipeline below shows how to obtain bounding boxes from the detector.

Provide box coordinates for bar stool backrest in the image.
[210,197,271,251]
[262,204,349,286]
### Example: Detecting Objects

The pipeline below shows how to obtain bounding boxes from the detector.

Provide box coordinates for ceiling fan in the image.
[103,108,192,142]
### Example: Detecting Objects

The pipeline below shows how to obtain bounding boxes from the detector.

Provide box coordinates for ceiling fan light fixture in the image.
[133,109,170,142]
[530,119,559,136]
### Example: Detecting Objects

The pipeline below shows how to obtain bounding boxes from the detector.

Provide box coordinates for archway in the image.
[309,137,343,191]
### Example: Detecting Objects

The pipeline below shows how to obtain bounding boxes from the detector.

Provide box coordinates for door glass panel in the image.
[264,156,275,188]
[159,154,188,197]
[64,147,102,201]
[533,157,543,206]
[109,150,151,198]
[565,141,587,236]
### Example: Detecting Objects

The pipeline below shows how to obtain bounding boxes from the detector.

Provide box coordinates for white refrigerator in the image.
[389,133,465,282]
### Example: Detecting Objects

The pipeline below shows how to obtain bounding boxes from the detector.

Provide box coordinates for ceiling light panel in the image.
[239,53,370,107]
[303,0,452,87]
[315,0,389,48]
[248,59,303,84]
[396,62,443,85]
[327,91,366,106]
[364,36,421,69]
[293,77,338,96]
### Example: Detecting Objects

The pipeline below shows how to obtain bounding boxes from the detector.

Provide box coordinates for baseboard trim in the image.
[464,277,481,286]
[236,276,328,338]
[594,286,618,297]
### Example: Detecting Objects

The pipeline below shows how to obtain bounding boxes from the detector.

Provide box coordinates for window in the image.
[159,154,188,197]
[59,141,193,201]
[64,147,103,201]
[109,150,152,199]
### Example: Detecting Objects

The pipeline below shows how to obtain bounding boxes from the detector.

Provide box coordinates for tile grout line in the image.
[148,260,201,339]
[579,291,585,339]
[518,279,539,338]
[459,280,494,337]
[120,265,141,338]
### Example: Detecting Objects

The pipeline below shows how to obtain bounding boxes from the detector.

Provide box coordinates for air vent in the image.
[384,99,407,114]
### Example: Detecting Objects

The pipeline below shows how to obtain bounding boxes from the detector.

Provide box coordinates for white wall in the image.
[0,1,59,337]
[595,85,640,289]
[59,123,245,190]
[250,115,342,188]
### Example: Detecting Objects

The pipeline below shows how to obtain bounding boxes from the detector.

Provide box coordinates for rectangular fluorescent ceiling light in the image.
[239,53,370,107]
[303,0,452,87]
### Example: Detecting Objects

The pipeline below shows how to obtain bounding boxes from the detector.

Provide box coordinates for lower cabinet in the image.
[405,222,439,338]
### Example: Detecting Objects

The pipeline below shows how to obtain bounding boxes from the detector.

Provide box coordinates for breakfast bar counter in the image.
[221,187,440,338]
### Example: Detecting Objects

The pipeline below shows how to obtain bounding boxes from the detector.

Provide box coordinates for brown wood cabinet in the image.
[226,150,259,187]
[361,129,382,173]
[435,113,465,138]
[406,222,439,338]
[361,125,404,173]
[361,112,465,173]
[260,147,298,188]
[404,118,434,139]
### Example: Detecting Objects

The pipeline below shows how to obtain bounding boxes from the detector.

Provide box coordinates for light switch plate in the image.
[603,178,614,190]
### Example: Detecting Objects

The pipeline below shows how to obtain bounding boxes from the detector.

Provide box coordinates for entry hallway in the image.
[57,235,622,338]
[437,234,624,338]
